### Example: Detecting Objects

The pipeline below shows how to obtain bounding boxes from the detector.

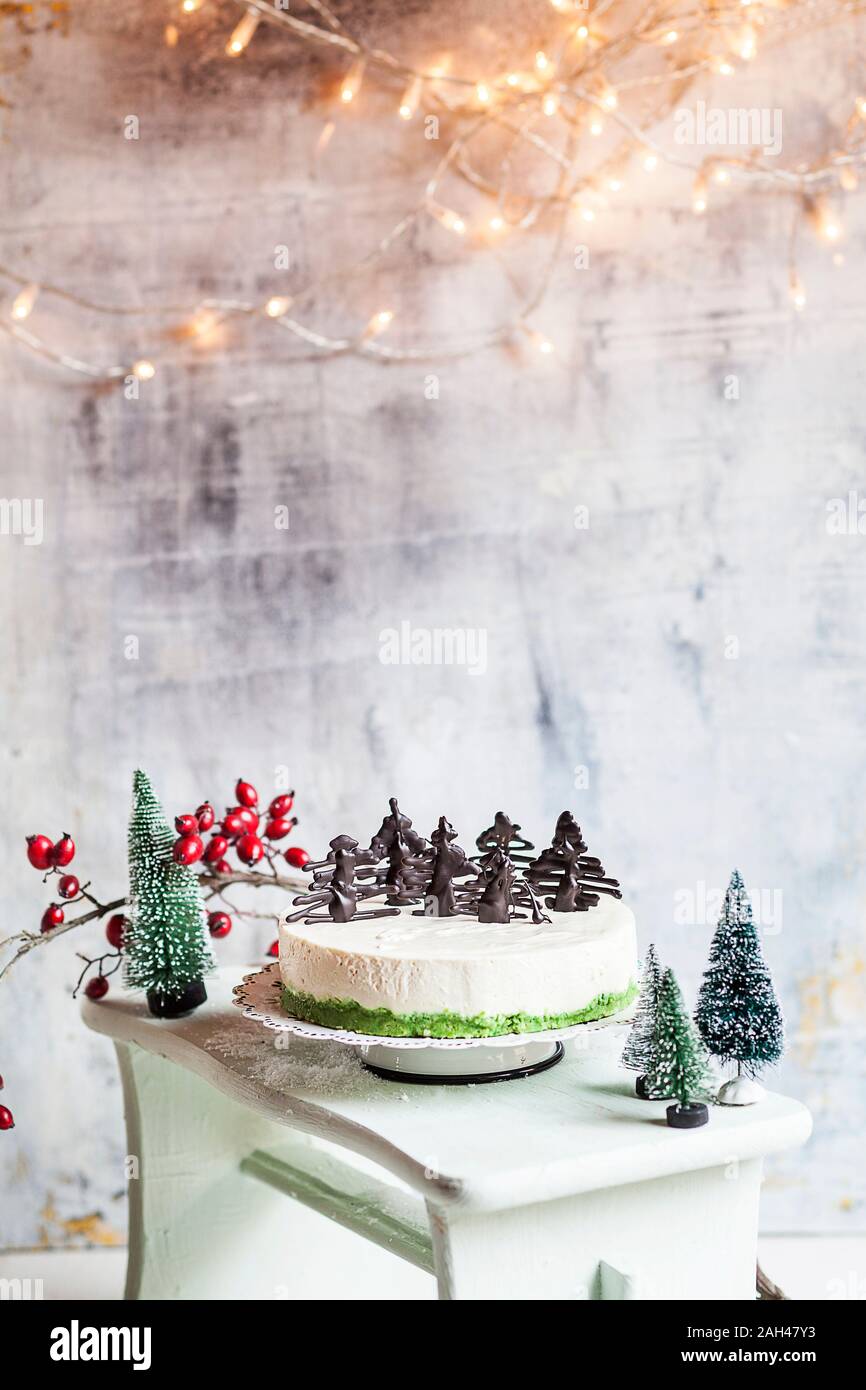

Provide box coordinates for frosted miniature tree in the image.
[621,943,664,1096]
[695,870,784,1084]
[647,968,713,1110]
[124,769,213,1015]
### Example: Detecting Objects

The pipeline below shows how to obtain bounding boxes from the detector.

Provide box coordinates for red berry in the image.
[214,859,233,876]
[235,778,258,808]
[265,816,296,841]
[41,903,64,933]
[222,810,246,840]
[58,874,80,900]
[175,813,198,836]
[26,834,54,870]
[173,834,204,866]
[285,846,310,869]
[208,910,232,938]
[236,806,258,833]
[267,939,279,958]
[85,975,109,1001]
[236,833,265,866]
[51,833,76,868]
[106,914,126,950]
[0,1105,14,1131]
[269,792,295,818]
[204,835,229,863]
[196,802,215,833]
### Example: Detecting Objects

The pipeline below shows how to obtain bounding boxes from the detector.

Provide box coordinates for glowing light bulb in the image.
[542,93,559,117]
[575,24,589,41]
[643,153,658,172]
[226,8,260,56]
[716,58,735,76]
[789,271,806,311]
[11,283,39,321]
[692,174,708,214]
[739,27,757,60]
[601,87,617,110]
[476,83,491,106]
[607,177,623,192]
[522,326,555,355]
[505,73,521,88]
[590,116,603,136]
[363,309,394,339]
[265,297,293,318]
[165,23,179,47]
[661,30,678,45]
[429,203,466,235]
[856,96,866,118]
[181,0,202,12]
[340,56,366,103]
[839,167,858,192]
[399,77,422,120]
[807,197,843,243]
[714,167,730,185]
[535,51,550,73]
[189,308,222,340]
[132,359,156,381]
[488,215,505,232]
[550,0,570,10]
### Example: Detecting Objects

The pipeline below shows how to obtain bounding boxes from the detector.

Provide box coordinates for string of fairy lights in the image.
[2,0,865,380]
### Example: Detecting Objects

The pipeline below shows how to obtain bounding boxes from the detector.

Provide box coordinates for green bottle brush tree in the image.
[695,869,784,1105]
[123,770,214,1017]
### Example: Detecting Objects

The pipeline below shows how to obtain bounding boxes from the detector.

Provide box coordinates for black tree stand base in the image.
[666,1101,709,1129]
[147,978,208,1018]
[635,1073,652,1098]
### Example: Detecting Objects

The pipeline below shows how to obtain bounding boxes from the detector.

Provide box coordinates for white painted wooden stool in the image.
[82,965,811,1302]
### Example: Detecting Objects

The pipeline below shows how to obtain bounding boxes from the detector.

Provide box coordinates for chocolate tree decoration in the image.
[525,811,621,912]
[124,770,213,1018]
[621,943,664,1099]
[423,817,479,917]
[695,870,784,1105]
[648,968,713,1129]
[370,799,429,859]
[476,846,516,923]
[474,811,535,866]
[382,802,430,905]
[287,834,398,924]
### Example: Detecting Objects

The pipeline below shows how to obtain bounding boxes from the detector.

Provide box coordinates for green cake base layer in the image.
[280,980,638,1039]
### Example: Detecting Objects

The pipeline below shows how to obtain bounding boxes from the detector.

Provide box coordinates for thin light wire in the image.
[2,0,864,377]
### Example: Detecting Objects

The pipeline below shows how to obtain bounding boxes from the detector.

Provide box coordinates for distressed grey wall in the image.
[1,1,865,1249]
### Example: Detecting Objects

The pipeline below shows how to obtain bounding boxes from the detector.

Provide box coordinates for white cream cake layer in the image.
[278,896,637,1017]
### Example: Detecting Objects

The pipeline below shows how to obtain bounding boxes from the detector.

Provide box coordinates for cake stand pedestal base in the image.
[360,1039,564,1085]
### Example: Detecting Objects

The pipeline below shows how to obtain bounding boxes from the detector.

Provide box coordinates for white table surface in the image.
[82,964,812,1216]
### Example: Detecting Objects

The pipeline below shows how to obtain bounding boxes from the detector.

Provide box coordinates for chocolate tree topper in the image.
[286,800,616,928]
[371,798,429,859]
[423,816,479,918]
[525,811,621,912]
[287,833,399,924]
[474,811,535,867]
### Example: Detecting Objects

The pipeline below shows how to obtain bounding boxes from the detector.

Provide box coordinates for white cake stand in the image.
[233,964,637,1084]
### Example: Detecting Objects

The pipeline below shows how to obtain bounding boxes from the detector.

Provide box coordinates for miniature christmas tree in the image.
[621,943,665,1098]
[124,770,213,1017]
[695,869,784,1104]
[648,968,713,1129]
